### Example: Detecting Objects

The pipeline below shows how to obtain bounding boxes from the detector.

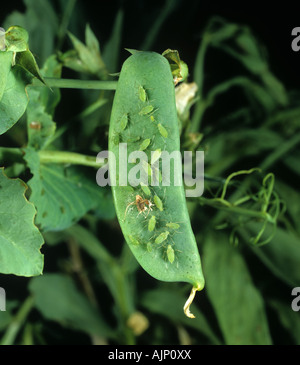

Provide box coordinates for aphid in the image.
[140,182,151,197]
[139,138,151,151]
[146,242,153,252]
[154,195,164,212]
[157,123,168,138]
[150,115,155,122]
[166,222,180,230]
[148,215,156,232]
[151,149,162,164]
[29,121,41,130]
[142,160,152,177]
[125,194,154,218]
[139,105,154,116]
[138,85,147,102]
[120,113,128,131]
[129,235,140,246]
[166,244,175,263]
[126,136,141,143]
[112,132,121,145]
[155,231,169,244]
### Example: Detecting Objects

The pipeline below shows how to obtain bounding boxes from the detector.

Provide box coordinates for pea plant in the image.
[0,0,300,345]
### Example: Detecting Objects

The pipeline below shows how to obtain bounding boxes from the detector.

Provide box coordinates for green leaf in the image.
[25,55,62,149]
[162,49,189,84]
[0,51,13,100]
[24,148,114,232]
[29,274,114,339]
[3,0,58,65]
[0,168,44,276]
[26,89,56,150]
[15,50,45,84]
[36,54,62,116]
[203,232,272,344]
[0,65,31,135]
[67,26,107,77]
[85,23,100,55]
[268,299,300,345]
[249,223,300,287]
[25,55,62,145]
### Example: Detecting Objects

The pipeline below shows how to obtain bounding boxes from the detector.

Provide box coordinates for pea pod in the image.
[108,51,204,317]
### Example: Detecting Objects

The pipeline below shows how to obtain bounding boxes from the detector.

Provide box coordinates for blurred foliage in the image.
[0,0,300,345]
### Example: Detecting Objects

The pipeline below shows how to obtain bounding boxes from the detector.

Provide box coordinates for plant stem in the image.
[0,296,34,345]
[38,150,104,168]
[56,0,77,50]
[259,133,300,171]
[198,197,273,222]
[66,225,135,344]
[30,77,117,90]
[0,147,24,164]
[0,148,104,169]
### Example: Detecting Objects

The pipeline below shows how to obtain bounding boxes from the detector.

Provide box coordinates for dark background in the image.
[1,0,299,89]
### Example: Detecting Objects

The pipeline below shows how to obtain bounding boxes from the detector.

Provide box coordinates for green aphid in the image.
[139,138,151,151]
[158,123,168,138]
[120,113,128,131]
[151,149,162,164]
[155,231,169,244]
[129,235,140,246]
[112,132,121,145]
[139,85,147,102]
[127,136,141,143]
[140,182,151,197]
[148,215,156,232]
[142,160,152,177]
[139,105,154,116]
[166,222,180,230]
[154,195,163,212]
[166,244,175,263]
[146,242,153,253]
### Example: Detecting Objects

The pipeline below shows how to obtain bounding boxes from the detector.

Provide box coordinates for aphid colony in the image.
[117,84,179,264]
[125,190,180,264]
[116,85,169,142]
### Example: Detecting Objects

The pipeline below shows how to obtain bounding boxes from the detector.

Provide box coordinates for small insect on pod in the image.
[125,194,154,219]
[138,85,148,103]
[139,105,154,116]
[166,244,175,264]
[148,215,156,232]
[29,121,41,130]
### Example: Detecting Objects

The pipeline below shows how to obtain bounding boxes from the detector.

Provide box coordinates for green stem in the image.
[56,0,77,50]
[0,148,104,169]
[66,225,135,344]
[259,133,300,171]
[38,150,103,168]
[0,296,34,345]
[30,77,117,90]
[0,147,24,164]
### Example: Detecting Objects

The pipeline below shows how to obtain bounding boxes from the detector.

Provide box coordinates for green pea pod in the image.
[108,51,204,317]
